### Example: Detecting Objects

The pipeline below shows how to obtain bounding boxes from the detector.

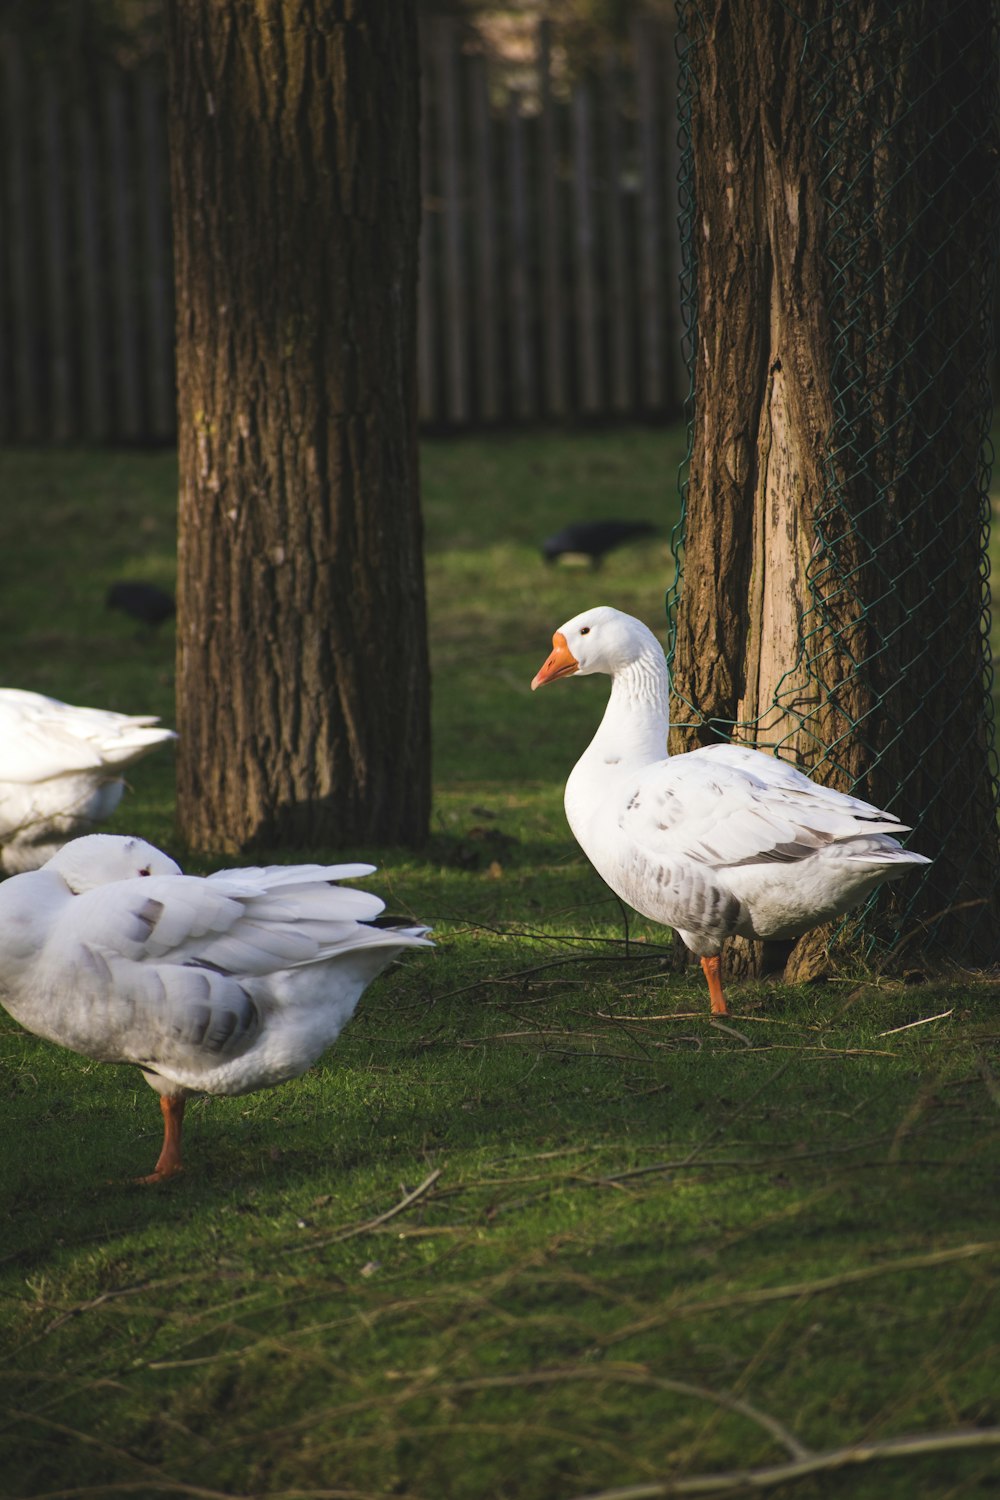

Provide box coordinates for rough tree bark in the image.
[672,0,1000,975]
[164,0,429,854]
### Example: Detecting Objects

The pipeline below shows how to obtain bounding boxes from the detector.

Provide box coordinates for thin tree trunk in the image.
[165,0,429,854]
[672,0,1000,976]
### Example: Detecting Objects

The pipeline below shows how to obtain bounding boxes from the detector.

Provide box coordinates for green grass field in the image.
[0,432,998,1499]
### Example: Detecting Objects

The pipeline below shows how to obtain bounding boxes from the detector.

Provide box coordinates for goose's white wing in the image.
[620,744,911,873]
[61,939,263,1080]
[0,689,175,783]
[59,867,402,977]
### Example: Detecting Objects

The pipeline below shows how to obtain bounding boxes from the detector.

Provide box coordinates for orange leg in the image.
[700,954,729,1016]
[136,1095,187,1185]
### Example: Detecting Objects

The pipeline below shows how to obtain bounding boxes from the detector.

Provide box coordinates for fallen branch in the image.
[601,1241,1000,1343]
[570,1424,1000,1498]
[328,1167,443,1242]
[400,1366,809,1462]
[877,1009,953,1037]
[594,1136,890,1187]
[422,939,675,1007]
[280,1168,444,1253]
[707,1017,752,1046]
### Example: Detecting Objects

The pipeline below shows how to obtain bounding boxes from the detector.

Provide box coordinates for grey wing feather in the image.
[70,945,262,1074]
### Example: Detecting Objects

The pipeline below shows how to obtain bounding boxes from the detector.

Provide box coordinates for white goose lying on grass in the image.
[531,606,930,1016]
[0,688,176,873]
[0,834,432,1182]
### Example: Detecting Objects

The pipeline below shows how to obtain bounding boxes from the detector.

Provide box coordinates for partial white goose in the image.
[531,606,930,1015]
[0,834,432,1181]
[0,688,176,873]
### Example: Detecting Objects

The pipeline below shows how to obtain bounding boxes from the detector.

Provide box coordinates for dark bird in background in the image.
[541,519,659,569]
[106,581,176,629]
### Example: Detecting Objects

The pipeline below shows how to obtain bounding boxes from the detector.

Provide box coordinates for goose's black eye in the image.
[580,626,591,636]
[139,867,152,877]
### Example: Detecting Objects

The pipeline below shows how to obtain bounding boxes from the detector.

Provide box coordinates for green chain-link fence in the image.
[666,0,1000,967]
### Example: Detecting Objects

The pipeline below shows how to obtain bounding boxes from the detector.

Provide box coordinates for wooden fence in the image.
[0,41,174,445]
[0,18,685,444]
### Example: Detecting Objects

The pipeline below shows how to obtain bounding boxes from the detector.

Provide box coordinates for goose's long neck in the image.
[585,644,671,769]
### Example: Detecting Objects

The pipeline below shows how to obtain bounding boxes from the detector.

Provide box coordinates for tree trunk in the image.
[165,0,429,854]
[672,0,1000,975]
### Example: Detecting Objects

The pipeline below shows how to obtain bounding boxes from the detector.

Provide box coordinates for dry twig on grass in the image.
[277,1168,444,1255]
[570,1424,1000,1498]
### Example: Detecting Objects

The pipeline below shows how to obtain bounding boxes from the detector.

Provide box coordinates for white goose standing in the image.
[0,834,432,1181]
[531,606,930,1015]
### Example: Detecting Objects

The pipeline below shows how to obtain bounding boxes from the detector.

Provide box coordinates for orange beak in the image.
[531,631,579,690]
